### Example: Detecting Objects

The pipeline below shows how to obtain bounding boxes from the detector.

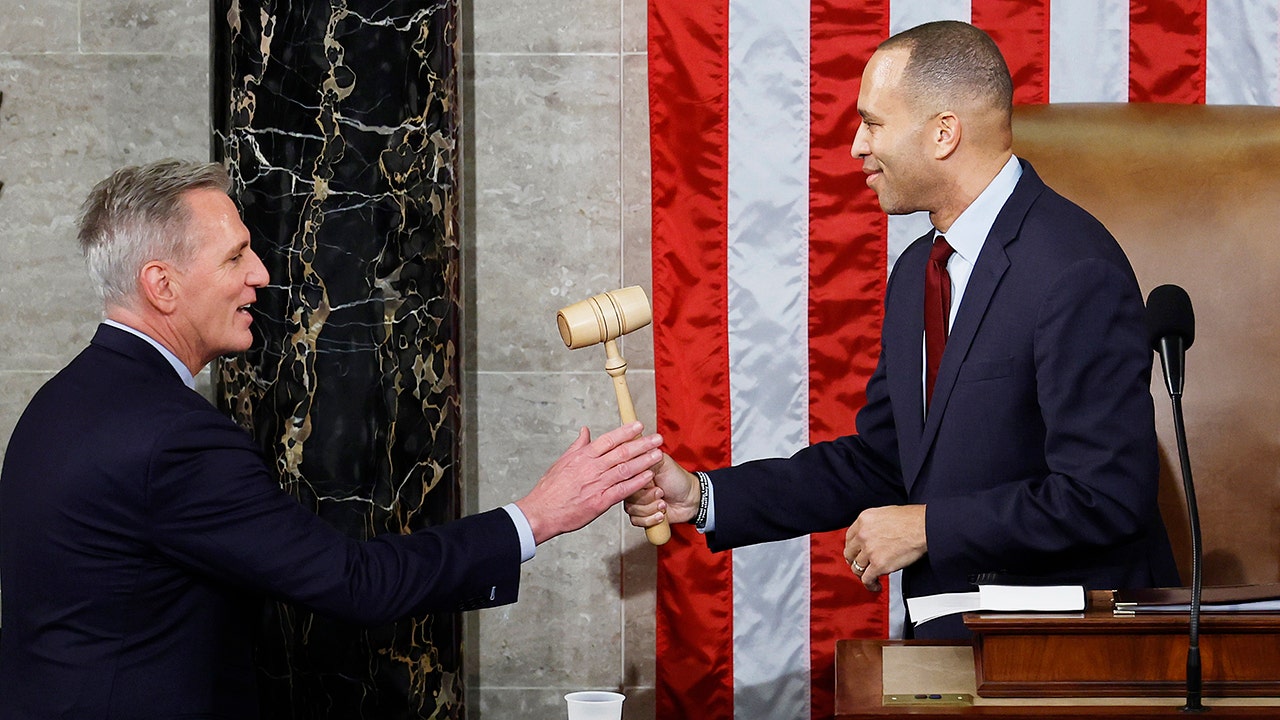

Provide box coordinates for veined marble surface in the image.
[213,2,464,717]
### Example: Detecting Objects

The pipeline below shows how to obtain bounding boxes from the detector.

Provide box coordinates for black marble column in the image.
[211,2,463,718]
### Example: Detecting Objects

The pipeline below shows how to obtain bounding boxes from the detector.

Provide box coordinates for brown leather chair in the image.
[1012,103,1280,587]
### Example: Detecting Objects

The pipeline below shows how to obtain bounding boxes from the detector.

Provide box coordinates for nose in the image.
[850,121,870,159]
[247,247,270,288]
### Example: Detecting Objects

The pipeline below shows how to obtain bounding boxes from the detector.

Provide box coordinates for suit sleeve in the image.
[701,250,921,552]
[703,346,908,551]
[924,257,1160,572]
[145,411,521,624]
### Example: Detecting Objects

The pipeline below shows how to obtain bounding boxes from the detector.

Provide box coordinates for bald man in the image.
[625,20,1177,639]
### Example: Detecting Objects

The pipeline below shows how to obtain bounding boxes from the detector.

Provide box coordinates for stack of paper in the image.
[907,584,1086,626]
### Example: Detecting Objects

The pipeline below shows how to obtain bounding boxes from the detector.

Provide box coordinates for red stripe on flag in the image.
[807,0,891,717]
[649,0,735,718]
[1129,0,1207,102]
[973,0,1051,104]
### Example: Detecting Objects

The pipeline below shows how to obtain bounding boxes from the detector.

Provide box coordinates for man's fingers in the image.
[625,482,662,506]
[600,469,655,508]
[597,432,663,471]
[585,421,644,457]
[566,426,592,453]
[843,523,861,566]
[628,510,666,529]
[623,480,668,528]
[614,449,664,483]
[624,487,663,514]
[595,447,660,481]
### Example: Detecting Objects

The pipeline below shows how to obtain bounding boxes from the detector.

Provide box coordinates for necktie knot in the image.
[930,235,955,266]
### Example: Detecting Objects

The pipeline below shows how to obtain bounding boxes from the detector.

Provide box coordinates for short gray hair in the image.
[77,159,232,308]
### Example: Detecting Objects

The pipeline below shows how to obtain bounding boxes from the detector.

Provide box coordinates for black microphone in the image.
[1145,284,1206,713]
[1147,283,1195,396]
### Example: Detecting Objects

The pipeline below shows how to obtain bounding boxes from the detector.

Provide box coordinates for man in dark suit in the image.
[0,160,663,718]
[625,20,1178,639]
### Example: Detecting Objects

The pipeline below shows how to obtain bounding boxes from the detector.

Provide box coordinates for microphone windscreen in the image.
[1145,284,1195,350]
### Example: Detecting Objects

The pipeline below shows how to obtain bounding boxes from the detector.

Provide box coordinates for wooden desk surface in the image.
[834,640,1280,719]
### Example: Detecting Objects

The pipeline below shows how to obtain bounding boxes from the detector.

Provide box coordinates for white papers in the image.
[981,583,1085,612]
[907,592,984,625]
[906,584,1086,626]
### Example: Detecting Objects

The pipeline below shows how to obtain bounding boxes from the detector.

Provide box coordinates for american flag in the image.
[649,1,1280,718]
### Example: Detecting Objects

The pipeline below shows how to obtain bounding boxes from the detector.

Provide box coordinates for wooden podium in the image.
[834,640,1280,718]
[834,596,1280,719]
[968,603,1280,698]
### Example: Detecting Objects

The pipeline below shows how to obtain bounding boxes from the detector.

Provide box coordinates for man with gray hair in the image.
[0,159,662,718]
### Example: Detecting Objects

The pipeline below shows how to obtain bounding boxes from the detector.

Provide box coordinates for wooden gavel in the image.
[556,286,671,546]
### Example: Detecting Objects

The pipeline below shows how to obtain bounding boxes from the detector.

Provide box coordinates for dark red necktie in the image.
[924,235,955,406]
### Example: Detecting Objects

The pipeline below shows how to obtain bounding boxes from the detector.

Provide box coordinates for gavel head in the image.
[557,286,652,349]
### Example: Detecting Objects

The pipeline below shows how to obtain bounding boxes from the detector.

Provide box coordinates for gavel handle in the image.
[605,340,671,546]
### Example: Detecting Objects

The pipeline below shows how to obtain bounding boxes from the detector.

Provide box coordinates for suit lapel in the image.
[903,161,1047,489]
[890,234,930,481]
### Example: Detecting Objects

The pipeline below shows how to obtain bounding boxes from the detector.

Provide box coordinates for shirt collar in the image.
[102,319,197,390]
[935,155,1022,263]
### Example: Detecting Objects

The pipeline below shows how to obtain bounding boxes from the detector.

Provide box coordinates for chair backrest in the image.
[1012,103,1280,586]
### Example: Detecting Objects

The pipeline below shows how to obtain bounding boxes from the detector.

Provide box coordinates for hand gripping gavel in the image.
[556,286,671,546]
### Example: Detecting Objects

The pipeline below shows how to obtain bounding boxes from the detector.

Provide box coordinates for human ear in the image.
[138,261,179,315]
[934,111,961,159]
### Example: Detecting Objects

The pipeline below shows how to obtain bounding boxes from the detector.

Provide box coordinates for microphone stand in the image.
[1159,336,1206,713]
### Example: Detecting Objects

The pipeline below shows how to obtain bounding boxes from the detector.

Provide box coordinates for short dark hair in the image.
[879,20,1013,119]
[78,160,231,308]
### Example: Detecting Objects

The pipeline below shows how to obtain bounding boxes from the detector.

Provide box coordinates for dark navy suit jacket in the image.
[0,324,520,718]
[706,161,1179,638]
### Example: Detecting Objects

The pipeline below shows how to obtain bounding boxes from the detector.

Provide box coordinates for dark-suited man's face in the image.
[850,48,939,216]
[169,189,269,368]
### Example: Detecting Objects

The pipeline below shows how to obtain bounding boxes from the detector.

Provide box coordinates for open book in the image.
[1112,582,1280,615]
[906,583,1085,626]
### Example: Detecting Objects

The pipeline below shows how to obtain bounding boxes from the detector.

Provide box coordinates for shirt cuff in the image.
[502,503,536,563]
[698,473,716,534]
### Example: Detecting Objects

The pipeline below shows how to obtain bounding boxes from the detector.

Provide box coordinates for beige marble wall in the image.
[0,0,211,458]
[0,0,653,716]
[462,0,656,717]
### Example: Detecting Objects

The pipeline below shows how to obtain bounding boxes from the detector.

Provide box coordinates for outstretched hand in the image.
[515,422,664,545]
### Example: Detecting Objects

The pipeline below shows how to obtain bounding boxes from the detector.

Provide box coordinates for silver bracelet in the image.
[693,471,711,529]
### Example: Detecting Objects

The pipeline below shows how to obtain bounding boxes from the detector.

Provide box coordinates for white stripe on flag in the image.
[1050,2,1129,102]
[890,0,969,35]
[726,0,812,716]
[1208,0,1280,105]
